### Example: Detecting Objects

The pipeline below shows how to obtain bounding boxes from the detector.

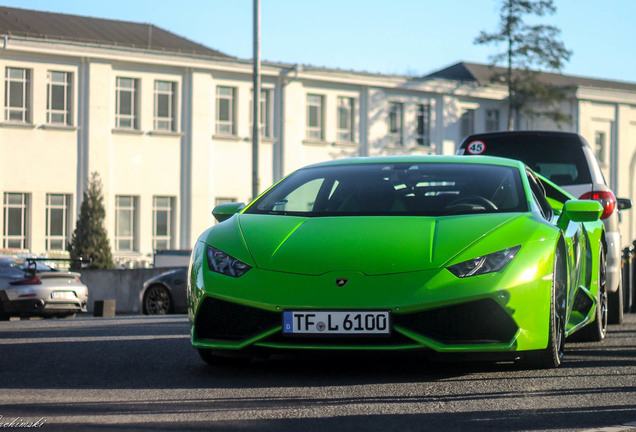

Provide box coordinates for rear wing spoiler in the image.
[22,257,89,279]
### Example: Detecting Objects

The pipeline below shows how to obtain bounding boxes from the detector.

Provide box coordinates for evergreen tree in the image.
[474,0,572,129]
[68,172,115,269]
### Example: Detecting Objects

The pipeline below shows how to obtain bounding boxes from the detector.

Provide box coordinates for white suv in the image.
[458,131,632,324]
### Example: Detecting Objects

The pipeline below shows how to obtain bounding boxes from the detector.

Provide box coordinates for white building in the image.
[1,6,635,265]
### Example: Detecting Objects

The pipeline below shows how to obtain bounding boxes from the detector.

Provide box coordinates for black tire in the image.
[143,285,172,315]
[607,282,623,325]
[575,249,608,342]
[0,304,10,321]
[521,246,566,369]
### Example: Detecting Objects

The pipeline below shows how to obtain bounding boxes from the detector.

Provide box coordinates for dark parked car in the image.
[458,131,632,324]
[140,268,188,315]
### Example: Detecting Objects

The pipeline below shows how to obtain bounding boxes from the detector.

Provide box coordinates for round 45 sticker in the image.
[466,140,486,155]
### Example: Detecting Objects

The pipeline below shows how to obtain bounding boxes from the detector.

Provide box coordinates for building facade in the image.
[1,7,635,265]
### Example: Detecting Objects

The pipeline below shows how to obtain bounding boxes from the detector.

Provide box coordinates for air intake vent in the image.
[394,298,518,345]
[195,297,280,341]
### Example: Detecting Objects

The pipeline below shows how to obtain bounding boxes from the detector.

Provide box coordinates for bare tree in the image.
[474,0,572,129]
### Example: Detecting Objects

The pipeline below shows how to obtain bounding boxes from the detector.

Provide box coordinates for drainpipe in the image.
[611,104,619,194]
[180,68,193,249]
[275,75,284,181]
[359,86,368,157]
[276,64,302,180]
[76,57,90,216]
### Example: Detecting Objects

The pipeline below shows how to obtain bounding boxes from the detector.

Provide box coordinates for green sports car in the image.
[188,156,606,368]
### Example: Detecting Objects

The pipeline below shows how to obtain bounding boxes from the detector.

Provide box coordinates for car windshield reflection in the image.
[247,162,527,217]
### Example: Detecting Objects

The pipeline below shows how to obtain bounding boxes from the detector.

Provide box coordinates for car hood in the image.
[223,213,524,276]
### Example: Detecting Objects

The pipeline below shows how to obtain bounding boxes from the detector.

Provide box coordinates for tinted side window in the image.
[527,171,553,220]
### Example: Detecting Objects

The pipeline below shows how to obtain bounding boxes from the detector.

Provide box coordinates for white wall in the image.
[2,37,636,264]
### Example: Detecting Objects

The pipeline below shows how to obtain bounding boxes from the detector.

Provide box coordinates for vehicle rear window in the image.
[462,135,592,185]
[247,162,527,217]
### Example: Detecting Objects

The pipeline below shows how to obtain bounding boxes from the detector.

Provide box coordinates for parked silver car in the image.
[140,268,188,315]
[458,131,632,324]
[0,257,88,319]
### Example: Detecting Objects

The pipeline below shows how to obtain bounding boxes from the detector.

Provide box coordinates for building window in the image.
[154,81,177,132]
[595,131,607,165]
[153,196,174,250]
[388,102,403,146]
[337,97,355,143]
[216,86,236,136]
[306,94,324,141]
[115,196,137,252]
[4,67,30,123]
[115,77,139,129]
[47,71,72,125]
[250,89,272,138]
[485,109,499,132]
[460,108,475,138]
[3,193,29,249]
[416,103,431,146]
[46,194,71,251]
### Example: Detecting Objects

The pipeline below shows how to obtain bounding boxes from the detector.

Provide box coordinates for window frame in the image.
[4,67,31,123]
[337,96,355,143]
[387,102,404,146]
[115,195,138,252]
[485,109,500,132]
[460,108,476,139]
[45,193,72,251]
[250,89,273,139]
[3,192,29,250]
[416,103,431,146]
[154,80,177,132]
[306,94,325,141]
[594,131,607,165]
[47,71,73,126]
[152,196,174,250]
[215,86,237,136]
[115,77,140,130]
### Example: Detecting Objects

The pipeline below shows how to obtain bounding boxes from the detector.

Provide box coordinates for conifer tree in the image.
[474,0,572,129]
[68,172,115,269]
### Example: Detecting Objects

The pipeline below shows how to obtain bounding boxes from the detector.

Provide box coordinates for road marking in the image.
[579,421,636,432]
[0,334,189,344]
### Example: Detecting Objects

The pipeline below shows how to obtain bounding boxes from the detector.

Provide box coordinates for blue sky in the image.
[2,0,634,82]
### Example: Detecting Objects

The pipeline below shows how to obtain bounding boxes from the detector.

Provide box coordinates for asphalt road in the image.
[0,314,634,432]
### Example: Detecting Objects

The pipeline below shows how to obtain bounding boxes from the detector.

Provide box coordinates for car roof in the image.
[303,155,527,170]
[459,130,586,148]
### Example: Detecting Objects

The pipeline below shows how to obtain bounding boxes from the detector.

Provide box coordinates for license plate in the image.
[283,310,390,335]
[51,291,76,300]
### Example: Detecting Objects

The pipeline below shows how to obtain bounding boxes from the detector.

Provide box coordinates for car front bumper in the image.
[188,242,556,354]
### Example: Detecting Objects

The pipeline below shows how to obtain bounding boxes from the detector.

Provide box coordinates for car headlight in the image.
[447,246,520,278]
[206,246,251,277]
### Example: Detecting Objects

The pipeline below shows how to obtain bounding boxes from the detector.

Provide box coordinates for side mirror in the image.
[558,200,603,229]
[212,202,245,223]
[617,198,632,211]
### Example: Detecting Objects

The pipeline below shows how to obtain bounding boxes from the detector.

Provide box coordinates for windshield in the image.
[247,162,527,217]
